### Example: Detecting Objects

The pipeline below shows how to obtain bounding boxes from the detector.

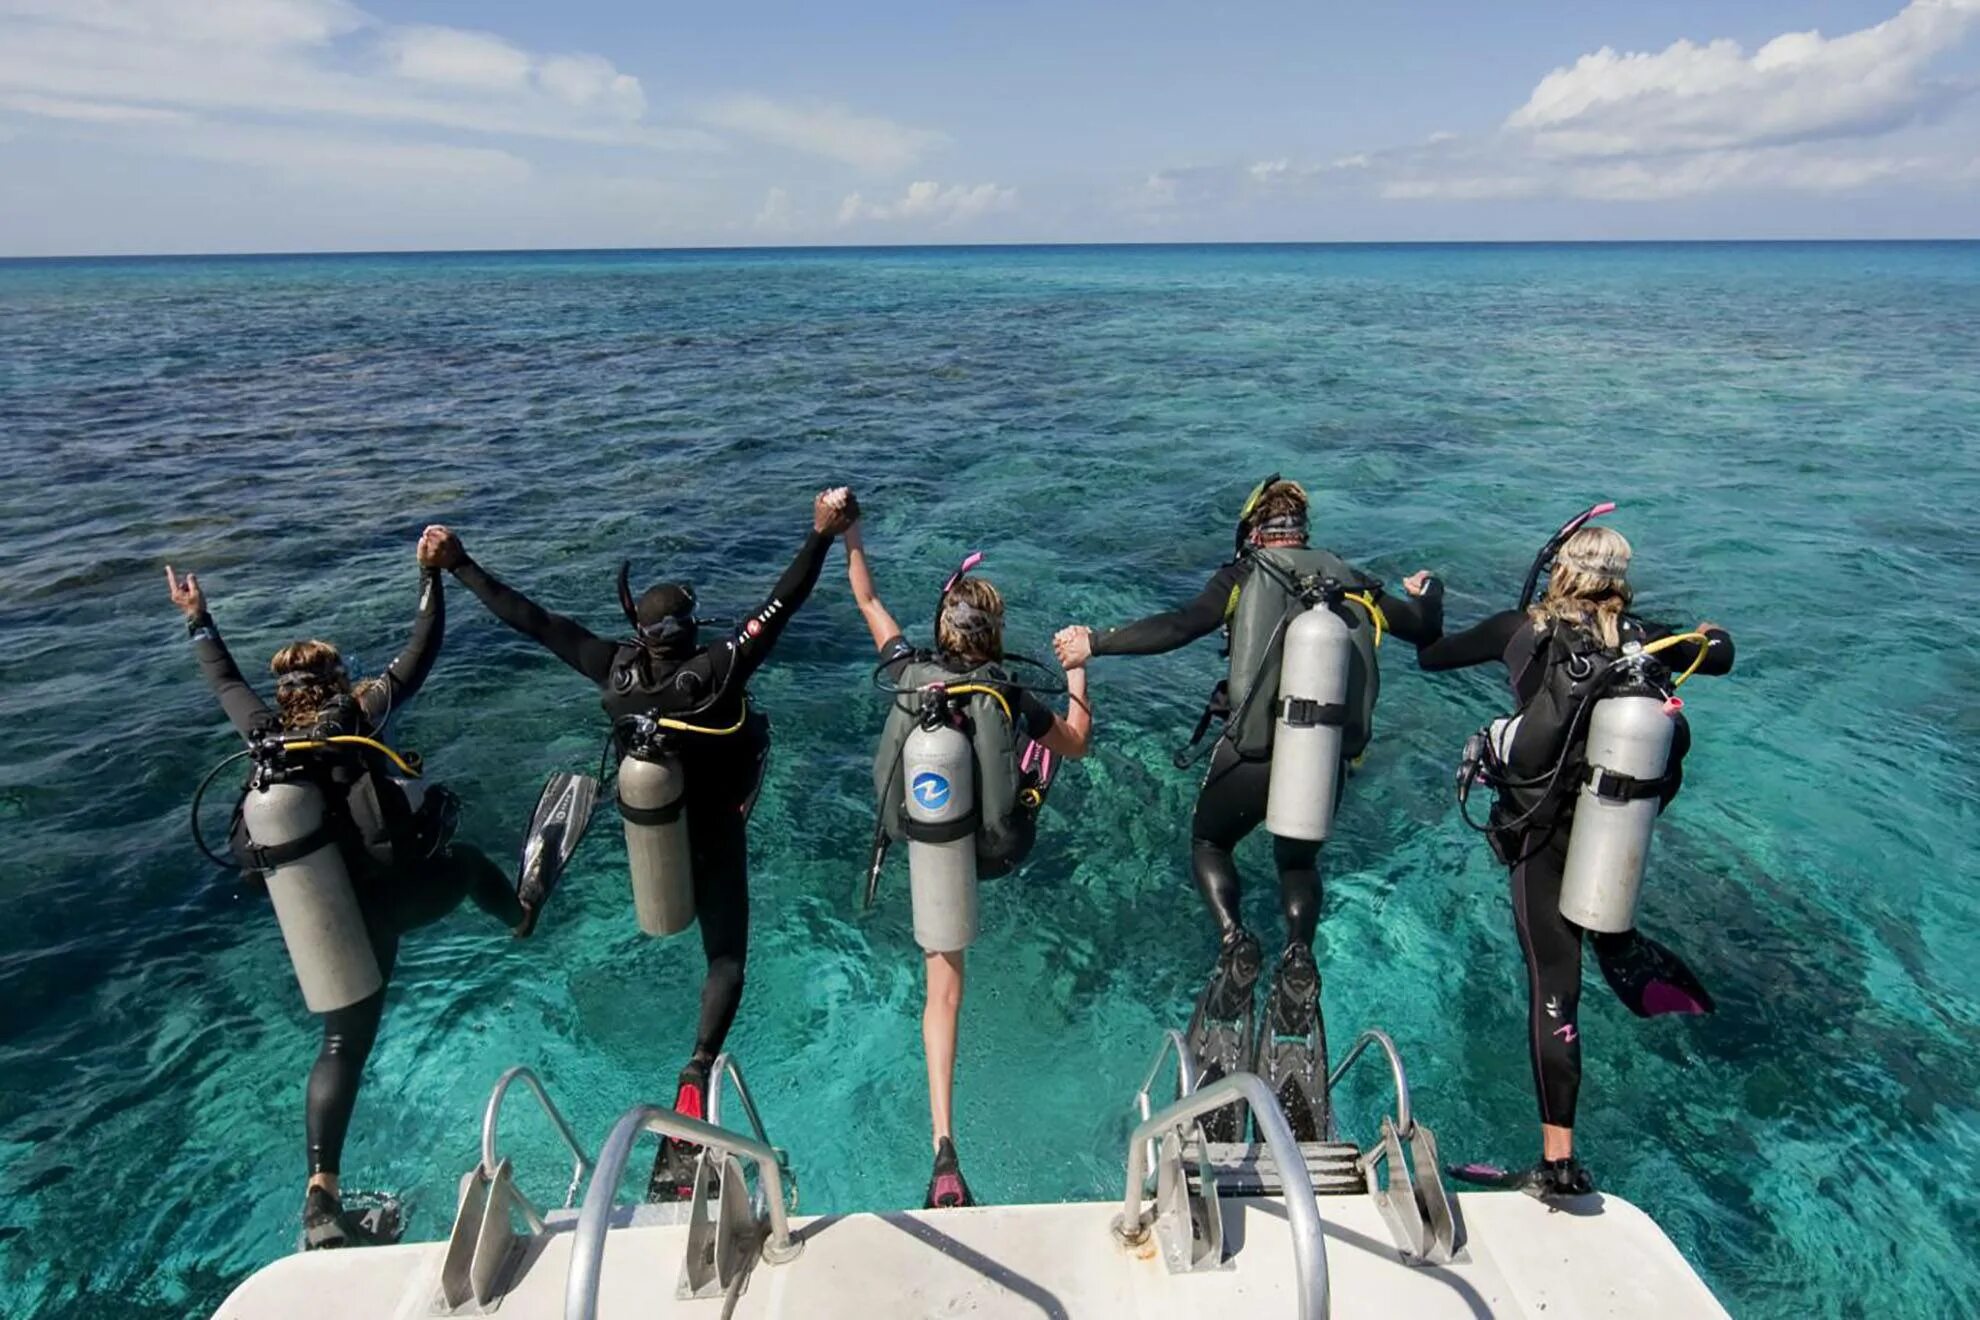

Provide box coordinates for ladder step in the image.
[1184,1140,1364,1197]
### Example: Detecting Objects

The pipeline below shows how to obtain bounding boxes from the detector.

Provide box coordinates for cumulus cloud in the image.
[753,186,797,233]
[1509,0,1980,157]
[838,180,1015,226]
[0,0,673,148]
[702,95,946,173]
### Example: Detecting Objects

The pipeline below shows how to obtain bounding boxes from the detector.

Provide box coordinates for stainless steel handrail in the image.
[1116,1071,1329,1320]
[705,1051,769,1146]
[1133,1028,1200,1123]
[481,1065,593,1213]
[1324,1030,1413,1138]
[564,1105,800,1320]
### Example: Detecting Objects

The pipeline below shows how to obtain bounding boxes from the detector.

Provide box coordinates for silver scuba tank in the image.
[1558,693,1678,933]
[1265,603,1355,842]
[904,719,978,953]
[240,779,382,1013]
[618,749,695,936]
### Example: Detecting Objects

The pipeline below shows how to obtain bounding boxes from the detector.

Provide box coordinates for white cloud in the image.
[1248,159,1289,183]
[1509,0,1980,158]
[0,0,673,149]
[385,26,532,92]
[0,92,189,123]
[701,95,945,173]
[179,123,533,185]
[753,186,796,232]
[838,180,1015,225]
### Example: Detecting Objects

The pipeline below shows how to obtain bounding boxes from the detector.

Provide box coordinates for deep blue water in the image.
[0,242,1976,1318]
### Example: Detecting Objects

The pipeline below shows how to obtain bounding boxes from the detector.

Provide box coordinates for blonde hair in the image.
[1528,525,1633,649]
[271,639,381,731]
[936,577,1006,666]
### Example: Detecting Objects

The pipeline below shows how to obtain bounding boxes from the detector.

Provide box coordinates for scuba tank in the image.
[616,718,695,937]
[1557,662,1680,933]
[237,744,382,1013]
[902,694,979,953]
[1265,597,1355,841]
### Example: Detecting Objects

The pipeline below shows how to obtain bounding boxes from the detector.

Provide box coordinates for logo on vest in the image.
[911,772,952,812]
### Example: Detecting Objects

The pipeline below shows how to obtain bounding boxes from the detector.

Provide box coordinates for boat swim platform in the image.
[214,1190,1725,1319]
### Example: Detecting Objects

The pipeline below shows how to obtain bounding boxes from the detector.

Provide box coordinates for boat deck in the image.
[214,1190,1726,1319]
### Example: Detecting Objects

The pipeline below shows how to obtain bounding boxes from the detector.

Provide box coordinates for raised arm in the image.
[167,566,275,739]
[721,488,856,685]
[1058,562,1241,668]
[357,542,448,725]
[423,525,619,684]
[842,519,900,654]
[1033,664,1092,759]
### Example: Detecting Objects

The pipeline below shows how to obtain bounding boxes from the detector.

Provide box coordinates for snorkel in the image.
[934,551,993,656]
[616,560,716,652]
[1517,502,1617,611]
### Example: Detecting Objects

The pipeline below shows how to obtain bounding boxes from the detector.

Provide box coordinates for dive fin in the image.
[514,771,599,935]
[1593,930,1714,1018]
[1448,1158,1595,1201]
[1254,947,1329,1143]
[1184,930,1261,1144]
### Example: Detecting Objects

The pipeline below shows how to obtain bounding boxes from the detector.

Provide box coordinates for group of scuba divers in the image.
[164,476,1734,1250]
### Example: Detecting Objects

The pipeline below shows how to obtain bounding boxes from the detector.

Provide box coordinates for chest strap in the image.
[1275,697,1347,729]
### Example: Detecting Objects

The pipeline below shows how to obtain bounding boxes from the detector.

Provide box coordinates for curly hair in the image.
[270,639,382,731]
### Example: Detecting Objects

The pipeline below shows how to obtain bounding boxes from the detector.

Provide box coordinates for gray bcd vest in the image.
[872,656,1022,860]
[1224,547,1381,760]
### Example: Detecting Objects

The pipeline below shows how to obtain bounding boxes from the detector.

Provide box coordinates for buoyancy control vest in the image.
[230,704,429,882]
[873,654,1023,864]
[1225,547,1381,760]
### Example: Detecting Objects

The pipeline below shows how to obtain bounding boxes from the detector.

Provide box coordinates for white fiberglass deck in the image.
[214,1191,1726,1320]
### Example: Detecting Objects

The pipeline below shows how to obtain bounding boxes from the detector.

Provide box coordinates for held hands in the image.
[1402,570,1437,598]
[164,565,206,620]
[1054,625,1094,671]
[418,524,465,570]
[814,486,859,536]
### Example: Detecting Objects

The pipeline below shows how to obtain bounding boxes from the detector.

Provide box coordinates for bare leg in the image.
[922,950,965,1149]
[1542,1123,1574,1160]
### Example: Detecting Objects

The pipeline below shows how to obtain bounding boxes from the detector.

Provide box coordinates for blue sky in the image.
[1,0,1977,254]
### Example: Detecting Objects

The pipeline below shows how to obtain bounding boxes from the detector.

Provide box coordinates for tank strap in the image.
[1274,697,1347,729]
[904,808,980,845]
[243,822,336,871]
[617,796,685,827]
[1589,768,1670,802]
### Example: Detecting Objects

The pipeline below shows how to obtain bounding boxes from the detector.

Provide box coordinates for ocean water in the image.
[0,242,1975,1319]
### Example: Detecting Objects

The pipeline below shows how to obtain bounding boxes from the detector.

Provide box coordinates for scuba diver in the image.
[1054,476,1441,1143]
[420,487,857,1201]
[166,528,532,1252]
[844,515,1092,1209]
[1417,506,1734,1199]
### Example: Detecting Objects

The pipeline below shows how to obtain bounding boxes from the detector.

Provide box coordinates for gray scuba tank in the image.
[903,719,978,953]
[1265,603,1355,842]
[239,779,382,1013]
[618,749,695,936]
[1558,692,1678,933]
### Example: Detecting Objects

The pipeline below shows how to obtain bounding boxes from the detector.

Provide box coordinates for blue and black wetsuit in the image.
[1419,610,1733,1125]
[188,568,520,1178]
[451,530,833,1063]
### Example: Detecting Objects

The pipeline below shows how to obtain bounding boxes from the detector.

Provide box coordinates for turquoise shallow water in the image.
[0,243,1976,1318]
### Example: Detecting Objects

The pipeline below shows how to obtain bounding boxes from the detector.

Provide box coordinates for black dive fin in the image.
[1254,954,1329,1143]
[515,771,600,934]
[1184,936,1260,1145]
[1594,930,1715,1018]
[342,1190,405,1247]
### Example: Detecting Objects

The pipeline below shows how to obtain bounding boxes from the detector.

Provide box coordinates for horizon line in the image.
[3,236,1978,263]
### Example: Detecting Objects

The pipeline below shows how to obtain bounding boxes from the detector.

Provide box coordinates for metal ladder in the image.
[563,1054,800,1319]
[434,1066,595,1314]
[1119,1026,1459,1320]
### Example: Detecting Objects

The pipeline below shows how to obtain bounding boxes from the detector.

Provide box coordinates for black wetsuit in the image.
[189,569,522,1178]
[1092,552,1443,949]
[451,531,831,1062]
[878,635,1056,873]
[1418,610,1733,1125]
